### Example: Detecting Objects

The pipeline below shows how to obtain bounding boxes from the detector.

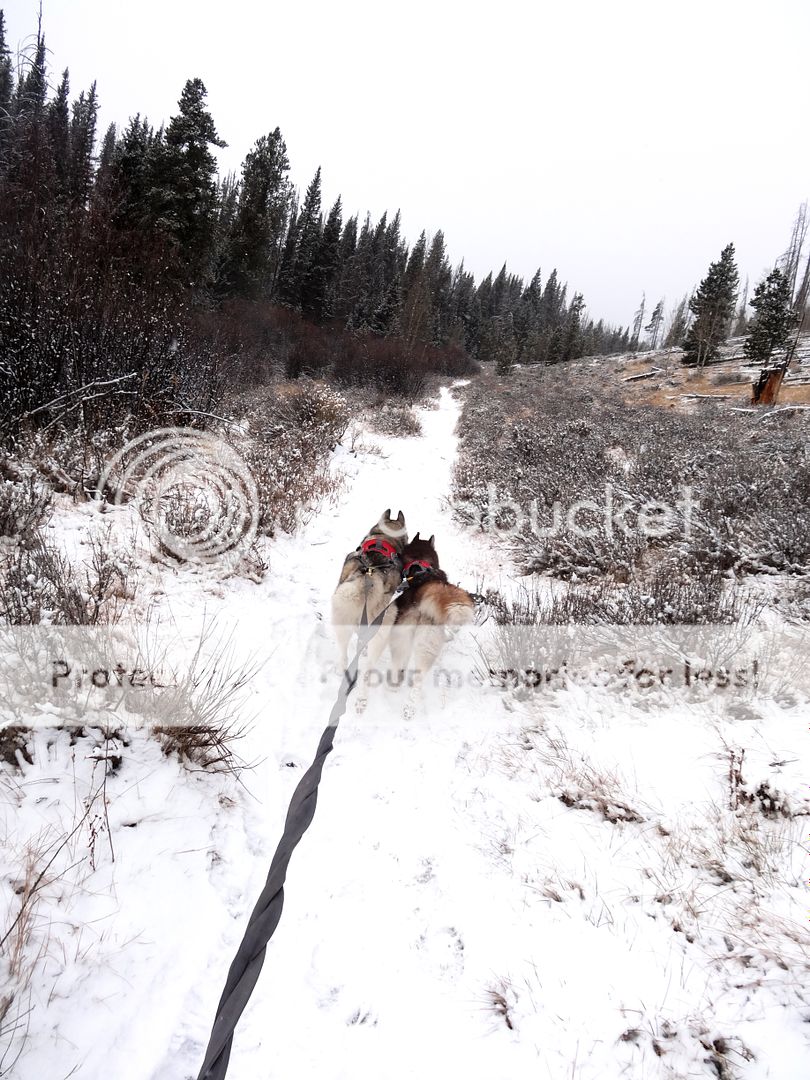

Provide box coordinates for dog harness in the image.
[360,537,399,561]
[403,559,435,582]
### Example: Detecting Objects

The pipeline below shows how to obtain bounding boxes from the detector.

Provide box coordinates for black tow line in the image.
[196,581,406,1080]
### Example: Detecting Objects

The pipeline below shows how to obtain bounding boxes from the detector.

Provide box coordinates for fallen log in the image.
[681,393,734,400]
[759,405,810,421]
[622,367,663,382]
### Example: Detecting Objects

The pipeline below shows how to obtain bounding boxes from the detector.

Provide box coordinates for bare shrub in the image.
[0,474,51,541]
[487,571,746,625]
[233,380,349,536]
[0,527,134,626]
[515,728,646,824]
[773,577,810,621]
[727,748,810,820]
[711,368,743,387]
[129,621,259,775]
[365,404,423,438]
[453,369,810,580]
[484,979,517,1031]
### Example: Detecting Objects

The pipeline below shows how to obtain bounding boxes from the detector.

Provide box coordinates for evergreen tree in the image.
[328,213,358,319]
[276,198,300,306]
[743,269,796,368]
[631,292,646,350]
[0,12,12,175]
[644,297,665,349]
[293,166,323,311]
[111,115,158,230]
[305,195,342,320]
[401,229,430,345]
[15,30,47,115]
[68,81,98,208]
[6,28,50,203]
[561,292,586,361]
[47,69,70,199]
[0,11,12,121]
[682,243,739,366]
[424,230,452,344]
[147,77,226,284]
[91,121,118,213]
[220,127,291,299]
[732,277,749,337]
[447,262,479,352]
[664,293,690,347]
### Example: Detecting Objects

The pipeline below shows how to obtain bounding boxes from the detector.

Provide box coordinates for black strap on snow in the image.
[196,582,405,1080]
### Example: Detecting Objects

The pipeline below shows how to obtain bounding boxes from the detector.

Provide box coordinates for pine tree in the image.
[732,277,749,337]
[147,77,226,284]
[328,213,358,319]
[15,30,47,115]
[561,292,586,361]
[0,11,12,121]
[305,195,342,320]
[68,81,98,208]
[0,11,12,176]
[220,128,291,299]
[424,230,452,344]
[111,115,157,230]
[631,292,646,351]
[295,167,324,312]
[276,198,300,306]
[780,201,808,301]
[90,121,118,213]
[743,269,796,368]
[681,244,739,366]
[644,297,665,349]
[664,293,690,347]
[47,69,70,199]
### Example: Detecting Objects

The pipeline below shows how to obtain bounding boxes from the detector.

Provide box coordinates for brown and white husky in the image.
[389,532,475,687]
[331,509,408,671]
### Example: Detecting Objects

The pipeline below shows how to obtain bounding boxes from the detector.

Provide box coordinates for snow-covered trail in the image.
[154,382,531,1080]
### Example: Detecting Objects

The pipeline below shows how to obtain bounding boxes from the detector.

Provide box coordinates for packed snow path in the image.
[162,382,527,1080]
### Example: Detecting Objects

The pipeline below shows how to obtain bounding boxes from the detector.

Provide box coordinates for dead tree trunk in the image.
[752,365,786,405]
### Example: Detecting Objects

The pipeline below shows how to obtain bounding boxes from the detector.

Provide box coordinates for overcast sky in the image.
[5,0,810,327]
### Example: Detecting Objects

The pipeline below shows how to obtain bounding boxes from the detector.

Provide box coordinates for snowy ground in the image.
[2,383,809,1080]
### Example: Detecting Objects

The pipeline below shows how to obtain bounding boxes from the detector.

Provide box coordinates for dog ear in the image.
[396,510,404,524]
[384,508,391,519]
[429,535,435,546]
[414,531,420,541]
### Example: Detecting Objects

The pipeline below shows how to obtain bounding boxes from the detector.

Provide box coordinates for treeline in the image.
[0,13,630,439]
[626,204,809,362]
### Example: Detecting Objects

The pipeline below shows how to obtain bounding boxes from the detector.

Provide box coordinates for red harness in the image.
[360,536,398,561]
[403,559,434,578]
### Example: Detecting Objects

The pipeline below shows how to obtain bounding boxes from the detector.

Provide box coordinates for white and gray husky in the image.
[330,509,407,671]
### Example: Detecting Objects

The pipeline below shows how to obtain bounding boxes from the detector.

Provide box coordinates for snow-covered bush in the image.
[365,404,423,438]
[454,369,810,582]
[0,474,52,541]
[0,531,133,626]
[484,569,746,626]
[232,380,349,536]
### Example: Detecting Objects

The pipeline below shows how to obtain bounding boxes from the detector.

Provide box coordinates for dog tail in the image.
[444,598,475,628]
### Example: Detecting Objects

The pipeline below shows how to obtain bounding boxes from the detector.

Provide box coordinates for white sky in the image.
[5,0,810,327]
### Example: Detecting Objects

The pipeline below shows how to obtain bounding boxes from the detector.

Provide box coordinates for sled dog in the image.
[331,509,408,670]
[390,532,475,685]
